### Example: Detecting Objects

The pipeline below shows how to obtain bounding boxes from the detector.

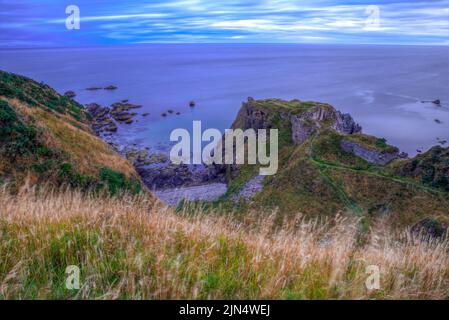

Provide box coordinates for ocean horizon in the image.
[1,43,448,155]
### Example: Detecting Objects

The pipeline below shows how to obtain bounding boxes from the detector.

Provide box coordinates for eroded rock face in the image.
[341,139,399,165]
[236,98,362,145]
[290,116,318,145]
[332,112,362,135]
[289,107,361,145]
[241,101,274,130]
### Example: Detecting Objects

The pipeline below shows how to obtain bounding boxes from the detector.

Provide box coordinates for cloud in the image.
[0,0,448,47]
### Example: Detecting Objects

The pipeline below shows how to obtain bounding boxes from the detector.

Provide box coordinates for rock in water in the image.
[104,85,118,90]
[86,86,102,91]
[64,90,76,98]
[110,102,141,123]
[86,103,118,135]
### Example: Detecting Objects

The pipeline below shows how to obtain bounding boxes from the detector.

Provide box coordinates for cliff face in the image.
[233,98,362,144]
[340,138,399,165]
[225,98,449,228]
[0,70,144,194]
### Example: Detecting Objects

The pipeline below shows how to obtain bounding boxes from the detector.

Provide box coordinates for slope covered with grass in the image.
[223,99,449,229]
[1,186,448,300]
[0,70,142,194]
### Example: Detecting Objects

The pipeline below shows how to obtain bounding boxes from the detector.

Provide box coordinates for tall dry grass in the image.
[0,185,448,300]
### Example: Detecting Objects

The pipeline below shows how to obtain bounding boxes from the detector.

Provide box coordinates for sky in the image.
[0,0,448,47]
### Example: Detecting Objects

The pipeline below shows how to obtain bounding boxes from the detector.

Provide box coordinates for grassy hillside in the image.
[1,186,448,299]
[222,99,449,229]
[0,70,142,194]
[1,71,448,300]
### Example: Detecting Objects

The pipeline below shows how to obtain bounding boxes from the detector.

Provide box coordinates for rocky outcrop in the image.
[64,90,76,99]
[341,139,399,165]
[86,103,118,135]
[138,163,226,190]
[110,102,142,124]
[332,111,362,134]
[290,106,361,145]
[235,98,361,145]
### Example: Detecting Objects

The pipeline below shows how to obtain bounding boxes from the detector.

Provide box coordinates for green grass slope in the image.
[223,99,449,229]
[0,70,143,194]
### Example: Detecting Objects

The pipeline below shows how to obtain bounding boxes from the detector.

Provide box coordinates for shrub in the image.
[0,100,38,158]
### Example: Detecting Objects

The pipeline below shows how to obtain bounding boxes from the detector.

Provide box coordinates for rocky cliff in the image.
[223,98,449,229]
[233,97,362,144]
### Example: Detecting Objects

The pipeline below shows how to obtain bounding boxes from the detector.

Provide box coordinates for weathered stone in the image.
[86,103,119,136]
[236,98,361,145]
[332,111,362,134]
[341,139,399,165]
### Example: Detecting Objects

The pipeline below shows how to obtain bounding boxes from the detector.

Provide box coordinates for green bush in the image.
[99,167,142,195]
[0,100,38,158]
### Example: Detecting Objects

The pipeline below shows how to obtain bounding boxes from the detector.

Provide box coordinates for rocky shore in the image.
[83,98,228,205]
[85,96,447,207]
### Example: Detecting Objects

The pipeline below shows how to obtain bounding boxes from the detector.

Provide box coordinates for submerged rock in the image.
[86,86,102,91]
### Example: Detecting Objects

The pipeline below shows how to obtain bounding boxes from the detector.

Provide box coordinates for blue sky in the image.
[1,0,448,47]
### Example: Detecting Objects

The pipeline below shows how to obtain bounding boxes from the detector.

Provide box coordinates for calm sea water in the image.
[1,44,448,155]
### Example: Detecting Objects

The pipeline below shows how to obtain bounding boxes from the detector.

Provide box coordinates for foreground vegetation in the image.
[1,185,448,300]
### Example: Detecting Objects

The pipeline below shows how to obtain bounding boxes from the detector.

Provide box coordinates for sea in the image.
[1,44,448,156]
